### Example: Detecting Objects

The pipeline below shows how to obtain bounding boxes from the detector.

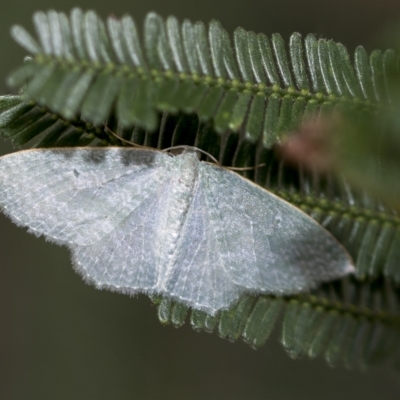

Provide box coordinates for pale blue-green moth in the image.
[0,147,353,314]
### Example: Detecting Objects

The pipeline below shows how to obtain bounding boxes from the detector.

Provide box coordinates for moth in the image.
[0,147,354,314]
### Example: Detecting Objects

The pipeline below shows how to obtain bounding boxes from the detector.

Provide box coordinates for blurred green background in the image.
[1,0,400,399]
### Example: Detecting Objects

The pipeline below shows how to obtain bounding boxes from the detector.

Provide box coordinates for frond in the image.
[153,277,400,370]
[7,9,395,151]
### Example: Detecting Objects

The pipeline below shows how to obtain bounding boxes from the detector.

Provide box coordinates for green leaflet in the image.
[8,8,393,149]
[0,95,99,147]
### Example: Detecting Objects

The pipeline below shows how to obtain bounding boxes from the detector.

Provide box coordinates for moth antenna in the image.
[162,144,266,171]
[227,164,266,172]
[162,145,220,165]
[104,125,152,149]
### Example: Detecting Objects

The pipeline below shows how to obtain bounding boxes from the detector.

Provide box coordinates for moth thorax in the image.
[156,152,200,287]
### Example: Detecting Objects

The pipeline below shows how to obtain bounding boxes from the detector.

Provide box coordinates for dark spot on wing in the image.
[82,149,107,164]
[73,169,80,177]
[117,148,160,167]
[48,147,163,168]
[48,149,75,159]
[47,148,107,163]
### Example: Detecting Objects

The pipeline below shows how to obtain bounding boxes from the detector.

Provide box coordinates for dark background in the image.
[1,0,400,399]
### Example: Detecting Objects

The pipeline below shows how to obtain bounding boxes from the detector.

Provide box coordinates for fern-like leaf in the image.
[153,277,400,370]
[8,9,395,150]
